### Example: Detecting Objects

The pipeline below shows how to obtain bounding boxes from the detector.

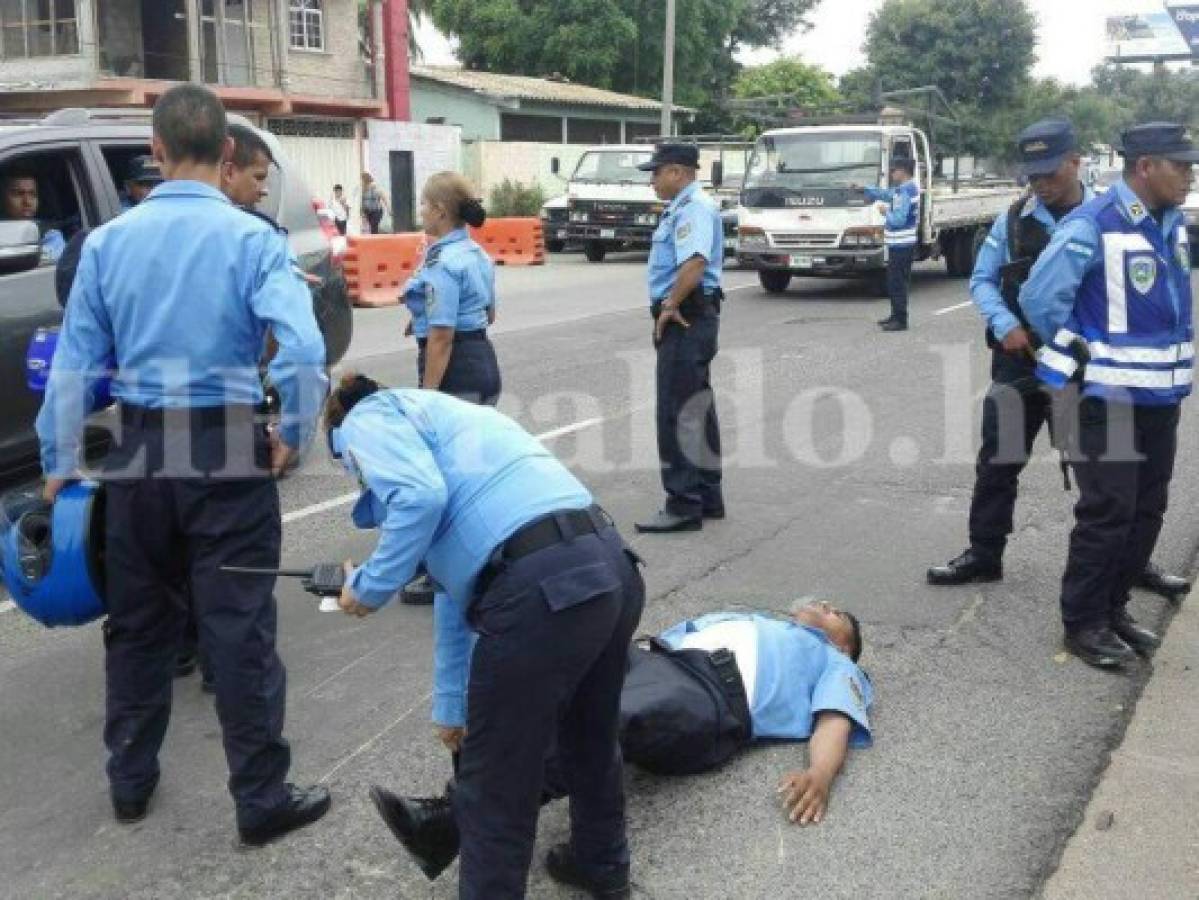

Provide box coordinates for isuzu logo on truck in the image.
[785,196,826,208]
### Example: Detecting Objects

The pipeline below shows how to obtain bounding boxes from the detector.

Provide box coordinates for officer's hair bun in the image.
[459,198,487,228]
[324,371,383,430]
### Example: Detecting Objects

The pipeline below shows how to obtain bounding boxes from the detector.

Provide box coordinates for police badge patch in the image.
[426,282,438,315]
[1178,241,1191,272]
[1128,255,1157,295]
[676,221,692,241]
[847,674,866,711]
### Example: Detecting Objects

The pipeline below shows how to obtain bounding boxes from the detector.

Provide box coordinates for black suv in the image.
[0,108,352,482]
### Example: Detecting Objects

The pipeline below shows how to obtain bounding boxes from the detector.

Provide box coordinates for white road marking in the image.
[318,690,432,784]
[280,418,605,527]
[934,300,974,316]
[725,282,760,293]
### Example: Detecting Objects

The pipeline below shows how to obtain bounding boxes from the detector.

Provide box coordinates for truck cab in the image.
[564,145,664,262]
[736,123,934,292]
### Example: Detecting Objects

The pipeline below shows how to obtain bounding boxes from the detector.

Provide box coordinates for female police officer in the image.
[403,172,501,405]
[324,373,643,899]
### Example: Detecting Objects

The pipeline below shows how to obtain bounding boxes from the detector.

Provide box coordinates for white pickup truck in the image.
[734,119,1022,294]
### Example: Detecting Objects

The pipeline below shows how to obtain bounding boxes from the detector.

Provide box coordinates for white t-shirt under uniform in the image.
[677,619,759,707]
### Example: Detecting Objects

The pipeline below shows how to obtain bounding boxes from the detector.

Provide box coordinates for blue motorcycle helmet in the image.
[0,481,106,627]
[25,326,115,409]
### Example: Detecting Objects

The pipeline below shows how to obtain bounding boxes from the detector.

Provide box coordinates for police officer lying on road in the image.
[371,599,872,884]
[635,143,726,535]
[36,83,330,845]
[1019,123,1196,669]
[323,375,644,900]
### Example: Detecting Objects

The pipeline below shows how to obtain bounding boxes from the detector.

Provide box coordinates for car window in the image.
[0,148,95,274]
[100,144,156,211]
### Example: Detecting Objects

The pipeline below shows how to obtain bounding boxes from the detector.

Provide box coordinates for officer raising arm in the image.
[36,84,330,845]
[635,144,726,534]
[1019,123,1196,669]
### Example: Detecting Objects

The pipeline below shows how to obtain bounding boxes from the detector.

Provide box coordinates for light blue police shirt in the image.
[865,180,920,247]
[402,229,495,339]
[972,186,1094,341]
[648,181,724,303]
[36,181,328,476]
[659,612,873,747]
[332,389,593,726]
[1019,180,1187,345]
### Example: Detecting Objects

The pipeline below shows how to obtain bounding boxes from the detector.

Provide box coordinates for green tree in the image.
[864,0,1036,108]
[425,0,821,112]
[732,57,838,104]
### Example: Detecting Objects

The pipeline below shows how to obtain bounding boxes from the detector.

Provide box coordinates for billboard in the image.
[1105,3,1199,60]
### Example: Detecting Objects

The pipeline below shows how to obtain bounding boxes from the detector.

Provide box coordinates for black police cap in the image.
[637,143,701,172]
[1116,122,1199,163]
[1016,119,1078,177]
[125,155,163,184]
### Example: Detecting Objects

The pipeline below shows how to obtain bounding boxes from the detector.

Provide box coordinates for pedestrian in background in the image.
[331,183,350,235]
[360,171,391,234]
[865,158,921,332]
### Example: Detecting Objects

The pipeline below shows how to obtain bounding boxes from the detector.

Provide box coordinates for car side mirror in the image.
[0,220,43,276]
[711,160,724,189]
[551,157,560,176]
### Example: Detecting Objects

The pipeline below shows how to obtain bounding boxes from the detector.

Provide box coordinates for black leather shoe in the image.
[702,505,726,520]
[880,320,908,332]
[238,784,331,847]
[401,574,436,606]
[927,549,1003,586]
[1136,561,1191,601]
[635,510,701,533]
[877,315,896,326]
[112,794,152,825]
[1112,612,1161,656]
[545,843,631,899]
[1063,626,1137,669]
[369,786,460,881]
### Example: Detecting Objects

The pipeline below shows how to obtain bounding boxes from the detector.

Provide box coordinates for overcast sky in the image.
[414,0,1184,86]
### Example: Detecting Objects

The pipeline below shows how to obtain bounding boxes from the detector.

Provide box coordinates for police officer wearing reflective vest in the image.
[36,84,331,842]
[1019,123,1196,669]
[865,157,920,331]
[323,376,644,899]
[928,119,1091,585]
[635,143,725,534]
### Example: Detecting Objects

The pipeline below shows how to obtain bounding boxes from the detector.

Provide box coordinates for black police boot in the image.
[369,786,460,881]
[702,503,726,520]
[1135,561,1191,602]
[112,785,156,825]
[545,843,631,899]
[1063,626,1137,670]
[877,315,896,326]
[401,574,436,606]
[1111,611,1161,656]
[238,784,331,847]
[880,320,908,332]
[927,549,1003,586]
[634,509,701,534]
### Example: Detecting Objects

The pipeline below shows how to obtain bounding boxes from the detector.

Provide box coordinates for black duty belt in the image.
[476,504,612,596]
[650,287,723,320]
[119,403,260,429]
[417,329,488,348]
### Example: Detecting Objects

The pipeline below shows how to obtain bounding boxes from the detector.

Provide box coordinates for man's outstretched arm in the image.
[777,712,853,826]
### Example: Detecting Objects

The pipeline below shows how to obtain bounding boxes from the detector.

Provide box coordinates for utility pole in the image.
[660,0,675,137]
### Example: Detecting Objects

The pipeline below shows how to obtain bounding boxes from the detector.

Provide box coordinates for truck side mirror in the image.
[711,160,724,189]
[551,157,560,176]
[0,220,42,276]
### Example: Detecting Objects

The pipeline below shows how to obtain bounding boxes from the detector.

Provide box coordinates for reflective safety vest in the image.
[1036,192,1193,406]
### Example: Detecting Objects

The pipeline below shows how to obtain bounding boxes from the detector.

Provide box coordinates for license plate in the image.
[600,228,616,239]
[556,229,568,239]
[790,254,812,268]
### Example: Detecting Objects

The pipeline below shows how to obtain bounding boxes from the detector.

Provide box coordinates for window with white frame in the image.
[0,0,79,60]
[289,0,324,51]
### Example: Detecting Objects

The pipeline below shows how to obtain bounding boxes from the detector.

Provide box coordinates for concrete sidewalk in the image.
[1041,593,1199,900]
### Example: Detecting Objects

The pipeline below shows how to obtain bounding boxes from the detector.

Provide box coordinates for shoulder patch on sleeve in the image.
[676,220,693,242]
[1066,241,1094,258]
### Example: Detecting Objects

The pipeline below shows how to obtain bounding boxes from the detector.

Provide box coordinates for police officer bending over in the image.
[36,84,330,842]
[635,143,725,534]
[323,375,644,899]
[928,120,1091,585]
[1019,123,1196,669]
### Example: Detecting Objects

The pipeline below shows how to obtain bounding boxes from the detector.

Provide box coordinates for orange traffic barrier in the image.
[470,217,546,267]
[344,234,426,307]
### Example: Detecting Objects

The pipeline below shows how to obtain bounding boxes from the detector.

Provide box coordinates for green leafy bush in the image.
[488,179,546,218]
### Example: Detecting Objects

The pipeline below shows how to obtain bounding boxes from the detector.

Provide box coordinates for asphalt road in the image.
[1,251,1196,900]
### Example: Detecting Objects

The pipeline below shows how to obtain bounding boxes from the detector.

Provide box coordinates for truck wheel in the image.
[758,270,792,294]
[952,229,976,277]
[546,239,565,253]
[584,241,607,263]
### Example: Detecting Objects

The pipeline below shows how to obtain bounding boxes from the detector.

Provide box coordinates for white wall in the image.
[274,134,361,215]
[467,141,587,204]
[365,120,462,230]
